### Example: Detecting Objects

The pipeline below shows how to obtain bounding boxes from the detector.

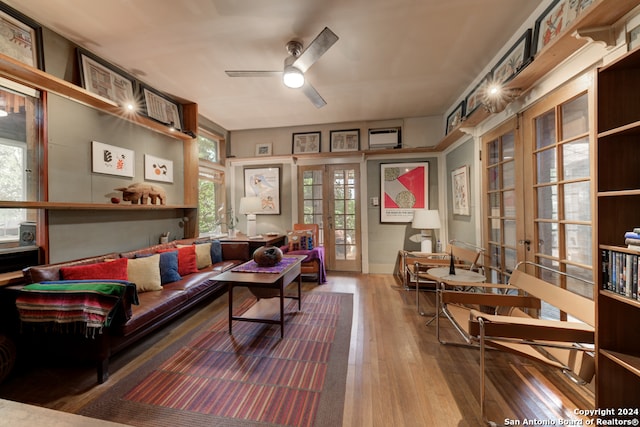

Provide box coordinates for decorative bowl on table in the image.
[253,246,283,267]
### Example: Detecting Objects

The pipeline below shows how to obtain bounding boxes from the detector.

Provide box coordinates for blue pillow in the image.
[136,251,181,284]
[210,240,223,264]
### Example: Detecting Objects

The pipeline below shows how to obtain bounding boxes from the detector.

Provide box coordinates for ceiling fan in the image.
[225,27,339,108]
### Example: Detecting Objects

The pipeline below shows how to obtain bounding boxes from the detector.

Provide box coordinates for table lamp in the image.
[239,196,262,236]
[411,209,441,253]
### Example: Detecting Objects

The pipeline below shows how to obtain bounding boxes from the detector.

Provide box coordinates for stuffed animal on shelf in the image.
[115,183,166,205]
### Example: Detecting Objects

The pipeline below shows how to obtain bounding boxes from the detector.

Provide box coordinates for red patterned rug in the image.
[79,292,352,427]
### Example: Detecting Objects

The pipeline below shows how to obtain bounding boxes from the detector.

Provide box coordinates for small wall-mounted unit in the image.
[368,128,401,149]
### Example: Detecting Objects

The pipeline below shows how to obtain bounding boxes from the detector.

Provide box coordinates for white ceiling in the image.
[4,0,543,131]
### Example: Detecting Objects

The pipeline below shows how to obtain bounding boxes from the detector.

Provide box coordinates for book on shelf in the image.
[602,248,639,300]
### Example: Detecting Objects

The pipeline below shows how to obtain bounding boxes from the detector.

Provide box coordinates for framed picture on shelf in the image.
[91,141,135,178]
[255,142,272,156]
[144,154,173,183]
[380,162,429,223]
[330,129,360,152]
[244,167,280,214]
[492,29,532,84]
[77,48,136,106]
[465,73,491,116]
[0,3,43,69]
[533,0,594,55]
[626,11,640,51]
[140,84,183,130]
[451,165,470,216]
[446,102,465,135]
[292,131,321,154]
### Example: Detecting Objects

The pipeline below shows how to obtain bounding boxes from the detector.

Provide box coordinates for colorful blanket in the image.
[231,255,299,274]
[16,280,138,338]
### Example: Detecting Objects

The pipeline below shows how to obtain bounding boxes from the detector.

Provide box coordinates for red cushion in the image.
[159,246,198,276]
[60,257,128,280]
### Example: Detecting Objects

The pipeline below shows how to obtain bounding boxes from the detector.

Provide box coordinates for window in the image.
[197,128,225,235]
[0,84,40,244]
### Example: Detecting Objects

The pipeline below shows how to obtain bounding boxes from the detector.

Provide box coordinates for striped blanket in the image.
[16,280,138,338]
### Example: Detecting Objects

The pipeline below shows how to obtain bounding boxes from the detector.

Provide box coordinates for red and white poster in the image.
[381,162,428,222]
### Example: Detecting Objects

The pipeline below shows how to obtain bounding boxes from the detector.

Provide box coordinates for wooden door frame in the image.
[297,163,361,272]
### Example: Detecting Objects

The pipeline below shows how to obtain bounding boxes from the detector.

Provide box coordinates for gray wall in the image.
[33,27,191,263]
[231,163,293,235]
[46,94,189,262]
[367,156,440,272]
[445,138,478,246]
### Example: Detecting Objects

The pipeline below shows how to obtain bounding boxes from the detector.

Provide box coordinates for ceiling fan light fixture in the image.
[283,65,304,88]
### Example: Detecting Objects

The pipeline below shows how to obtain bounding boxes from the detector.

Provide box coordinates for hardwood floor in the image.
[0,273,594,426]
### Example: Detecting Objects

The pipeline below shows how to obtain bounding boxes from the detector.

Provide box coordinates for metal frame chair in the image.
[435,261,595,425]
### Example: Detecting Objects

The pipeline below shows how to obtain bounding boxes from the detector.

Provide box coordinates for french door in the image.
[483,118,521,284]
[298,164,361,272]
[521,82,593,302]
[483,78,593,318]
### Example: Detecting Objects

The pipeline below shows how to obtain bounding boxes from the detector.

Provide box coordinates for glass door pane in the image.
[524,90,593,321]
[328,165,360,271]
[484,125,518,284]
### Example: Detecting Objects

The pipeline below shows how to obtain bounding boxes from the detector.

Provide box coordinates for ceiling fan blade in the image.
[301,82,327,108]
[293,27,338,73]
[225,71,282,77]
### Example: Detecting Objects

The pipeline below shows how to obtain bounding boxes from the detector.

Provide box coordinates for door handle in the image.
[518,239,531,251]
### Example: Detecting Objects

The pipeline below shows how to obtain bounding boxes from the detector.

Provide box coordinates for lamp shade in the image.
[239,196,262,214]
[411,209,441,230]
[282,66,304,88]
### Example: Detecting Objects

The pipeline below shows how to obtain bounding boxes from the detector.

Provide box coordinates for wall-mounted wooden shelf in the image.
[434,0,638,150]
[0,52,195,141]
[0,201,197,210]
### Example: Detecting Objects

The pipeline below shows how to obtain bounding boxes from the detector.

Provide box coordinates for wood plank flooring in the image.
[0,273,595,426]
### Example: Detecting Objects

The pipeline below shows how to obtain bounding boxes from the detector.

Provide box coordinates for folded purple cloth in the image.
[280,246,327,283]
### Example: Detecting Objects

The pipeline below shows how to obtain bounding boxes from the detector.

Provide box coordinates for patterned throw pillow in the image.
[287,230,314,251]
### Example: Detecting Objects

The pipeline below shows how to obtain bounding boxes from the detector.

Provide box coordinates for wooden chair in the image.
[286,223,325,284]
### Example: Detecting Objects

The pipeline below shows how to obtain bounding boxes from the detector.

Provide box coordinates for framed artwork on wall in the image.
[330,129,360,152]
[451,165,470,216]
[380,162,428,223]
[292,131,321,154]
[0,3,43,69]
[91,141,135,177]
[244,167,280,214]
[144,154,173,183]
[446,102,465,135]
[492,29,532,84]
[255,142,272,156]
[140,84,183,130]
[78,48,136,106]
[465,73,491,116]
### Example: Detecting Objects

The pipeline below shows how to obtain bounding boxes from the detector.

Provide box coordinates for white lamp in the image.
[411,209,441,253]
[239,196,262,236]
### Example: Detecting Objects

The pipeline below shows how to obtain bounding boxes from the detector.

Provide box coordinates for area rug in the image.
[79,292,353,427]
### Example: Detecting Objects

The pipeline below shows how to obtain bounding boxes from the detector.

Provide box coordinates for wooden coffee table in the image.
[215,255,305,338]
